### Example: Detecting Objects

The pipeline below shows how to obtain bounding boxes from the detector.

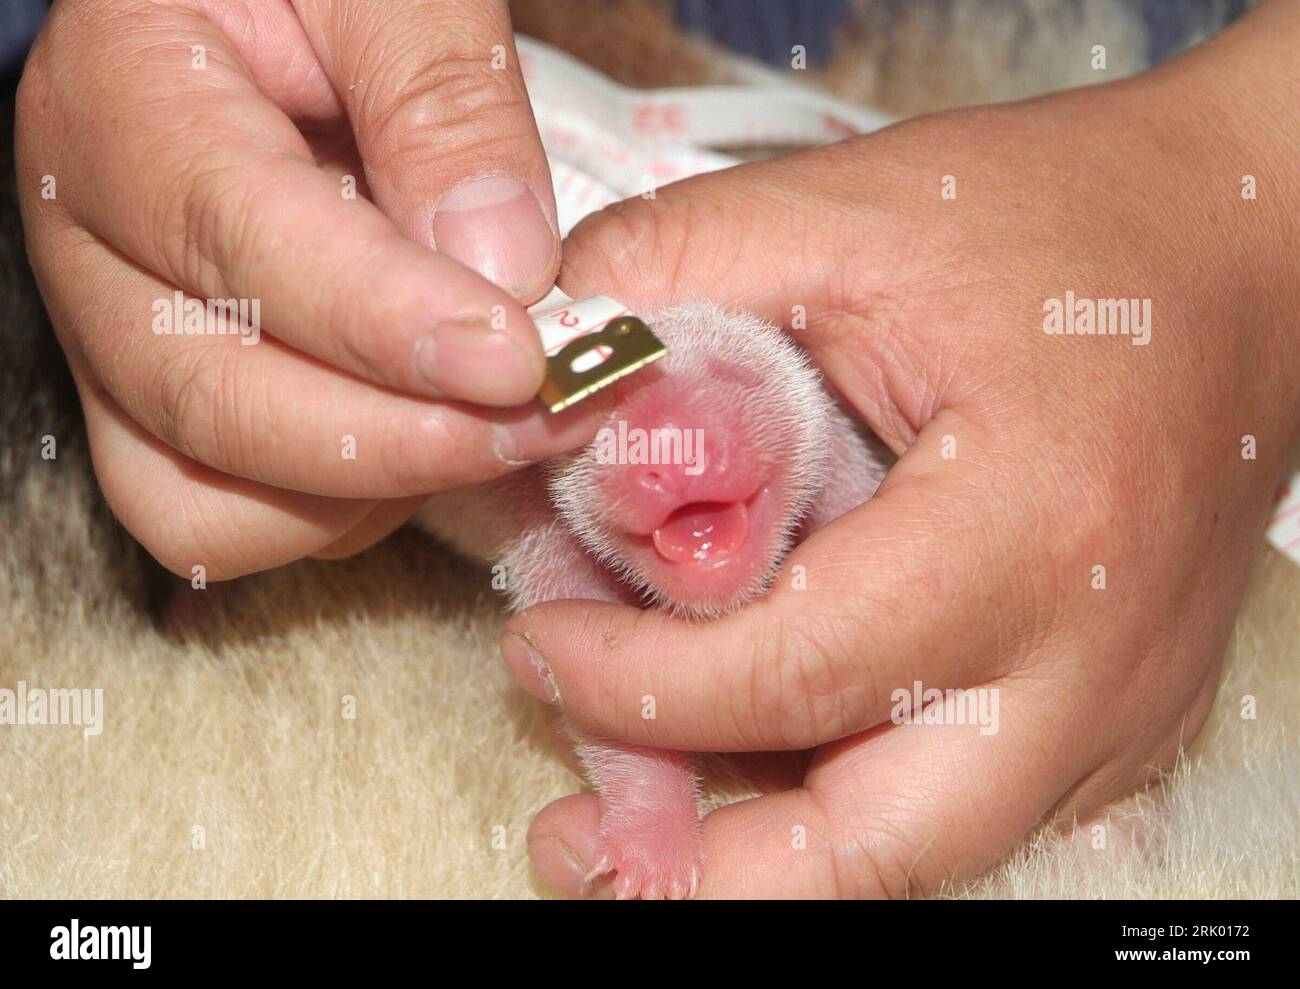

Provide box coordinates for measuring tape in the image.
[518,34,889,412]
[1268,475,1300,566]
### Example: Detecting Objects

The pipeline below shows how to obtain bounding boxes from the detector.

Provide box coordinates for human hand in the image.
[502,3,1300,897]
[16,0,597,578]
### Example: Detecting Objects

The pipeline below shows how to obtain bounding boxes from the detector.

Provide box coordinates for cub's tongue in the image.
[652,501,748,564]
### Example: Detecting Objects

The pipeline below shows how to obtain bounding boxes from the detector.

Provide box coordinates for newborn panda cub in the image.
[418,304,889,898]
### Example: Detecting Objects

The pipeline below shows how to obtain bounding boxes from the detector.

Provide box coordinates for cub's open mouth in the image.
[651,499,750,565]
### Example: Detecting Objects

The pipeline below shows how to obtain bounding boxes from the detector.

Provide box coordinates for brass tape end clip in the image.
[539,315,667,413]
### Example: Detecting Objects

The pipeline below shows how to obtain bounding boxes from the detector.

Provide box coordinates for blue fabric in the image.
[0,0,46,75]
[0,2,1254,86]
[1140,0,1233,63]
[674,0,849,67]
[676,0,1248,70]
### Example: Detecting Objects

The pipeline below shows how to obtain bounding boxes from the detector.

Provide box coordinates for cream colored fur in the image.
[2,0,1293,899]
[1,449,1296,898]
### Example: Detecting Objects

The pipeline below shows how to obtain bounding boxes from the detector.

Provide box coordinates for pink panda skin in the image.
[418,303,889,898]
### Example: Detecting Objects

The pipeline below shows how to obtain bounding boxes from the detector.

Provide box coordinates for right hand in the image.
[507,5,1300,895]
[16,0,598,578]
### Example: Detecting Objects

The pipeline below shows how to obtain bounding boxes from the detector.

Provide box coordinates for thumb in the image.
[557,137,919,319]
[294,0,559,301]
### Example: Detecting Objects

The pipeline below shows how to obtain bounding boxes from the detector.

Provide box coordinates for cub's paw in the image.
[585,821,704,900]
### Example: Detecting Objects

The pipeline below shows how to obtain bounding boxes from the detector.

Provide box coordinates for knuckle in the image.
[172,159,243,295]
[14,52,62,195]
[565,200,648,271]
[323,249,396,381]
[784,641,837,747]
[15,49,51,133]
[567,197,661,268]
[748,623,816,749]
[96,457,217,580]
[152,345,242,469]
[757,617,863,749]
[563,193,706,299]
[827,820,915,899]
[597,614,641,733]
[794,787,913,899]
[118,511,194,580]
[172,153,286,298]
[158,484,238,581]
[334,324,387,384]
[136,515,208,581]
[360,45,532,174]
[377,410,465,495]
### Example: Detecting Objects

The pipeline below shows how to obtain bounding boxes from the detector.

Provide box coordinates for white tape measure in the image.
[1268,473,1300,566]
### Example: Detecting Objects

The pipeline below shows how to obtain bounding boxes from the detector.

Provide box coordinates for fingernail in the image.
[433,175,559,298]
[412,320,543,404]
[492,402,603,467]
[532,835,594,897]
[500,630,560,704]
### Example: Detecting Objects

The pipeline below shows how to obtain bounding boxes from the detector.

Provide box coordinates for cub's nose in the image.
[595,385,764,567]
